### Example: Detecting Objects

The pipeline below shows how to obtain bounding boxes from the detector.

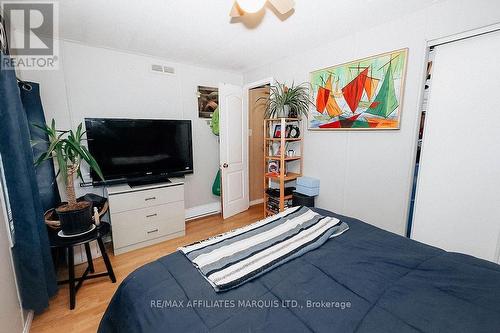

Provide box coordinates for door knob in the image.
[222,163,229,168]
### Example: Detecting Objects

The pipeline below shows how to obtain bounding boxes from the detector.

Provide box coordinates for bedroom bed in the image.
[98,208,500,332]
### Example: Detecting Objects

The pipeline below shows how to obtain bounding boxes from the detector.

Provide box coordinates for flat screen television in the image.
[85,118,193,185]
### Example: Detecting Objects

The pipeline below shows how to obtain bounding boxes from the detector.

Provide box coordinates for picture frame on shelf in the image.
[267,160,280,175]
[273,124,282,138]
[286,125,300,138]
[268,142,278,156]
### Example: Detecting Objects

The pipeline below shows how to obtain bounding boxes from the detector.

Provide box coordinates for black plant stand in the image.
[49,222,116,310]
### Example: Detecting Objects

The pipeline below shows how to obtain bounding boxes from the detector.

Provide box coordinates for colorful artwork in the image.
[309,49,408,130]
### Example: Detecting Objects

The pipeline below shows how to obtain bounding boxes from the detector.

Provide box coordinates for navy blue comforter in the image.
[99,209,500,332]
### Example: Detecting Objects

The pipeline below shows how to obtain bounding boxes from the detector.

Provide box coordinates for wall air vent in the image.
[163,66,175,74]
[150,64,175,75]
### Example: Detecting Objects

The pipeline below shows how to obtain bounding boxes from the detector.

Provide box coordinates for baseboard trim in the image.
[185,202,221,221]
[23,310,33,333]
[250,198,264,206]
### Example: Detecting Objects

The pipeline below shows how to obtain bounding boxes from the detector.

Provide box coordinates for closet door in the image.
[0,182,24,333]
[411,31,500,263]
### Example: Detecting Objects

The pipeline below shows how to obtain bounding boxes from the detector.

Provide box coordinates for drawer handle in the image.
[147,229,159,234]
[145,197,157,201]
[146,213,157,218]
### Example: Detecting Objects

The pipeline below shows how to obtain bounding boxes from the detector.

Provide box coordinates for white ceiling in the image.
[48,0,440,72]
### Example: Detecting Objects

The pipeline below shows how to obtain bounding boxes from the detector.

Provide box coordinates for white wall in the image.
[19,39,242,216]
[244,0,500,235]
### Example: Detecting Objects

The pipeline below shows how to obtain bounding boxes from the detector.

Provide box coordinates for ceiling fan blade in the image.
[268,0,295,14]
[229,2,243,17]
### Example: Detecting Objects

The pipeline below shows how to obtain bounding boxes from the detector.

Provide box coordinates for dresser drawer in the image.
[111,201,185,249]
[108,185,184,213]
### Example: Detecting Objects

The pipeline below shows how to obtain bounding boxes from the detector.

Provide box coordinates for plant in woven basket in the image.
[34,120,104,234]
[259,81,313,119]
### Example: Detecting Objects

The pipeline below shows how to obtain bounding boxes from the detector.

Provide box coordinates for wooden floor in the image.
[31,204,264,333]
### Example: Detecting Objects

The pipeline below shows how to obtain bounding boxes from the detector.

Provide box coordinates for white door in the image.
[411,31,500,263]
[219,83,249,219]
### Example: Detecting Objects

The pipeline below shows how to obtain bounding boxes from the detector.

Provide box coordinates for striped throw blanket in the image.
[179,206,349,292]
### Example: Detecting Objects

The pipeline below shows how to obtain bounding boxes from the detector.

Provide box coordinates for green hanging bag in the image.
[212,169,221,196]
[210,107,219,136]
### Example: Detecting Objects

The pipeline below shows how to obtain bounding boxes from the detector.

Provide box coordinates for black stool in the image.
[49,222,116,310]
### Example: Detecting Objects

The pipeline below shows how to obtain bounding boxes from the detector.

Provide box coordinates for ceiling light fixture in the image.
[236,0,267,13]
[230,0,295,17]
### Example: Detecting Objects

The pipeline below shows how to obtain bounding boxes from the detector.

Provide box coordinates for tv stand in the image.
[107,177,185,255]
[128,176,171,188]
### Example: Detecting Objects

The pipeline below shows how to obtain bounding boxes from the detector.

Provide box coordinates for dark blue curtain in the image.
[20,82,61,212]
[0,58,57,313]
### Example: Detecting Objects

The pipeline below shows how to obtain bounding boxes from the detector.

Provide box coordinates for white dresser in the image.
[107,178,186,255]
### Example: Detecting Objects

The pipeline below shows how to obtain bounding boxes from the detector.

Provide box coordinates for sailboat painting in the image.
[309,49,408,130]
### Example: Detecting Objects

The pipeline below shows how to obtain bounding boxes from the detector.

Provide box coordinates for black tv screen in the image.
[85,118,193,183]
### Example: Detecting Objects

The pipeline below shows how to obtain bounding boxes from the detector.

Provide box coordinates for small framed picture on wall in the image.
[197,86,219,119]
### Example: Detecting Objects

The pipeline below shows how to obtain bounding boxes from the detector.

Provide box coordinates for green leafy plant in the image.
[260,81,313,119]
[33,120,104,210]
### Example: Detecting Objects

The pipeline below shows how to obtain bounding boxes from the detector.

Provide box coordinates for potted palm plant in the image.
[262,81,313,119]
[34,120,104,235]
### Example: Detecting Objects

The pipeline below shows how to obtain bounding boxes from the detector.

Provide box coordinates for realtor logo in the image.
[1,1,59,70]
